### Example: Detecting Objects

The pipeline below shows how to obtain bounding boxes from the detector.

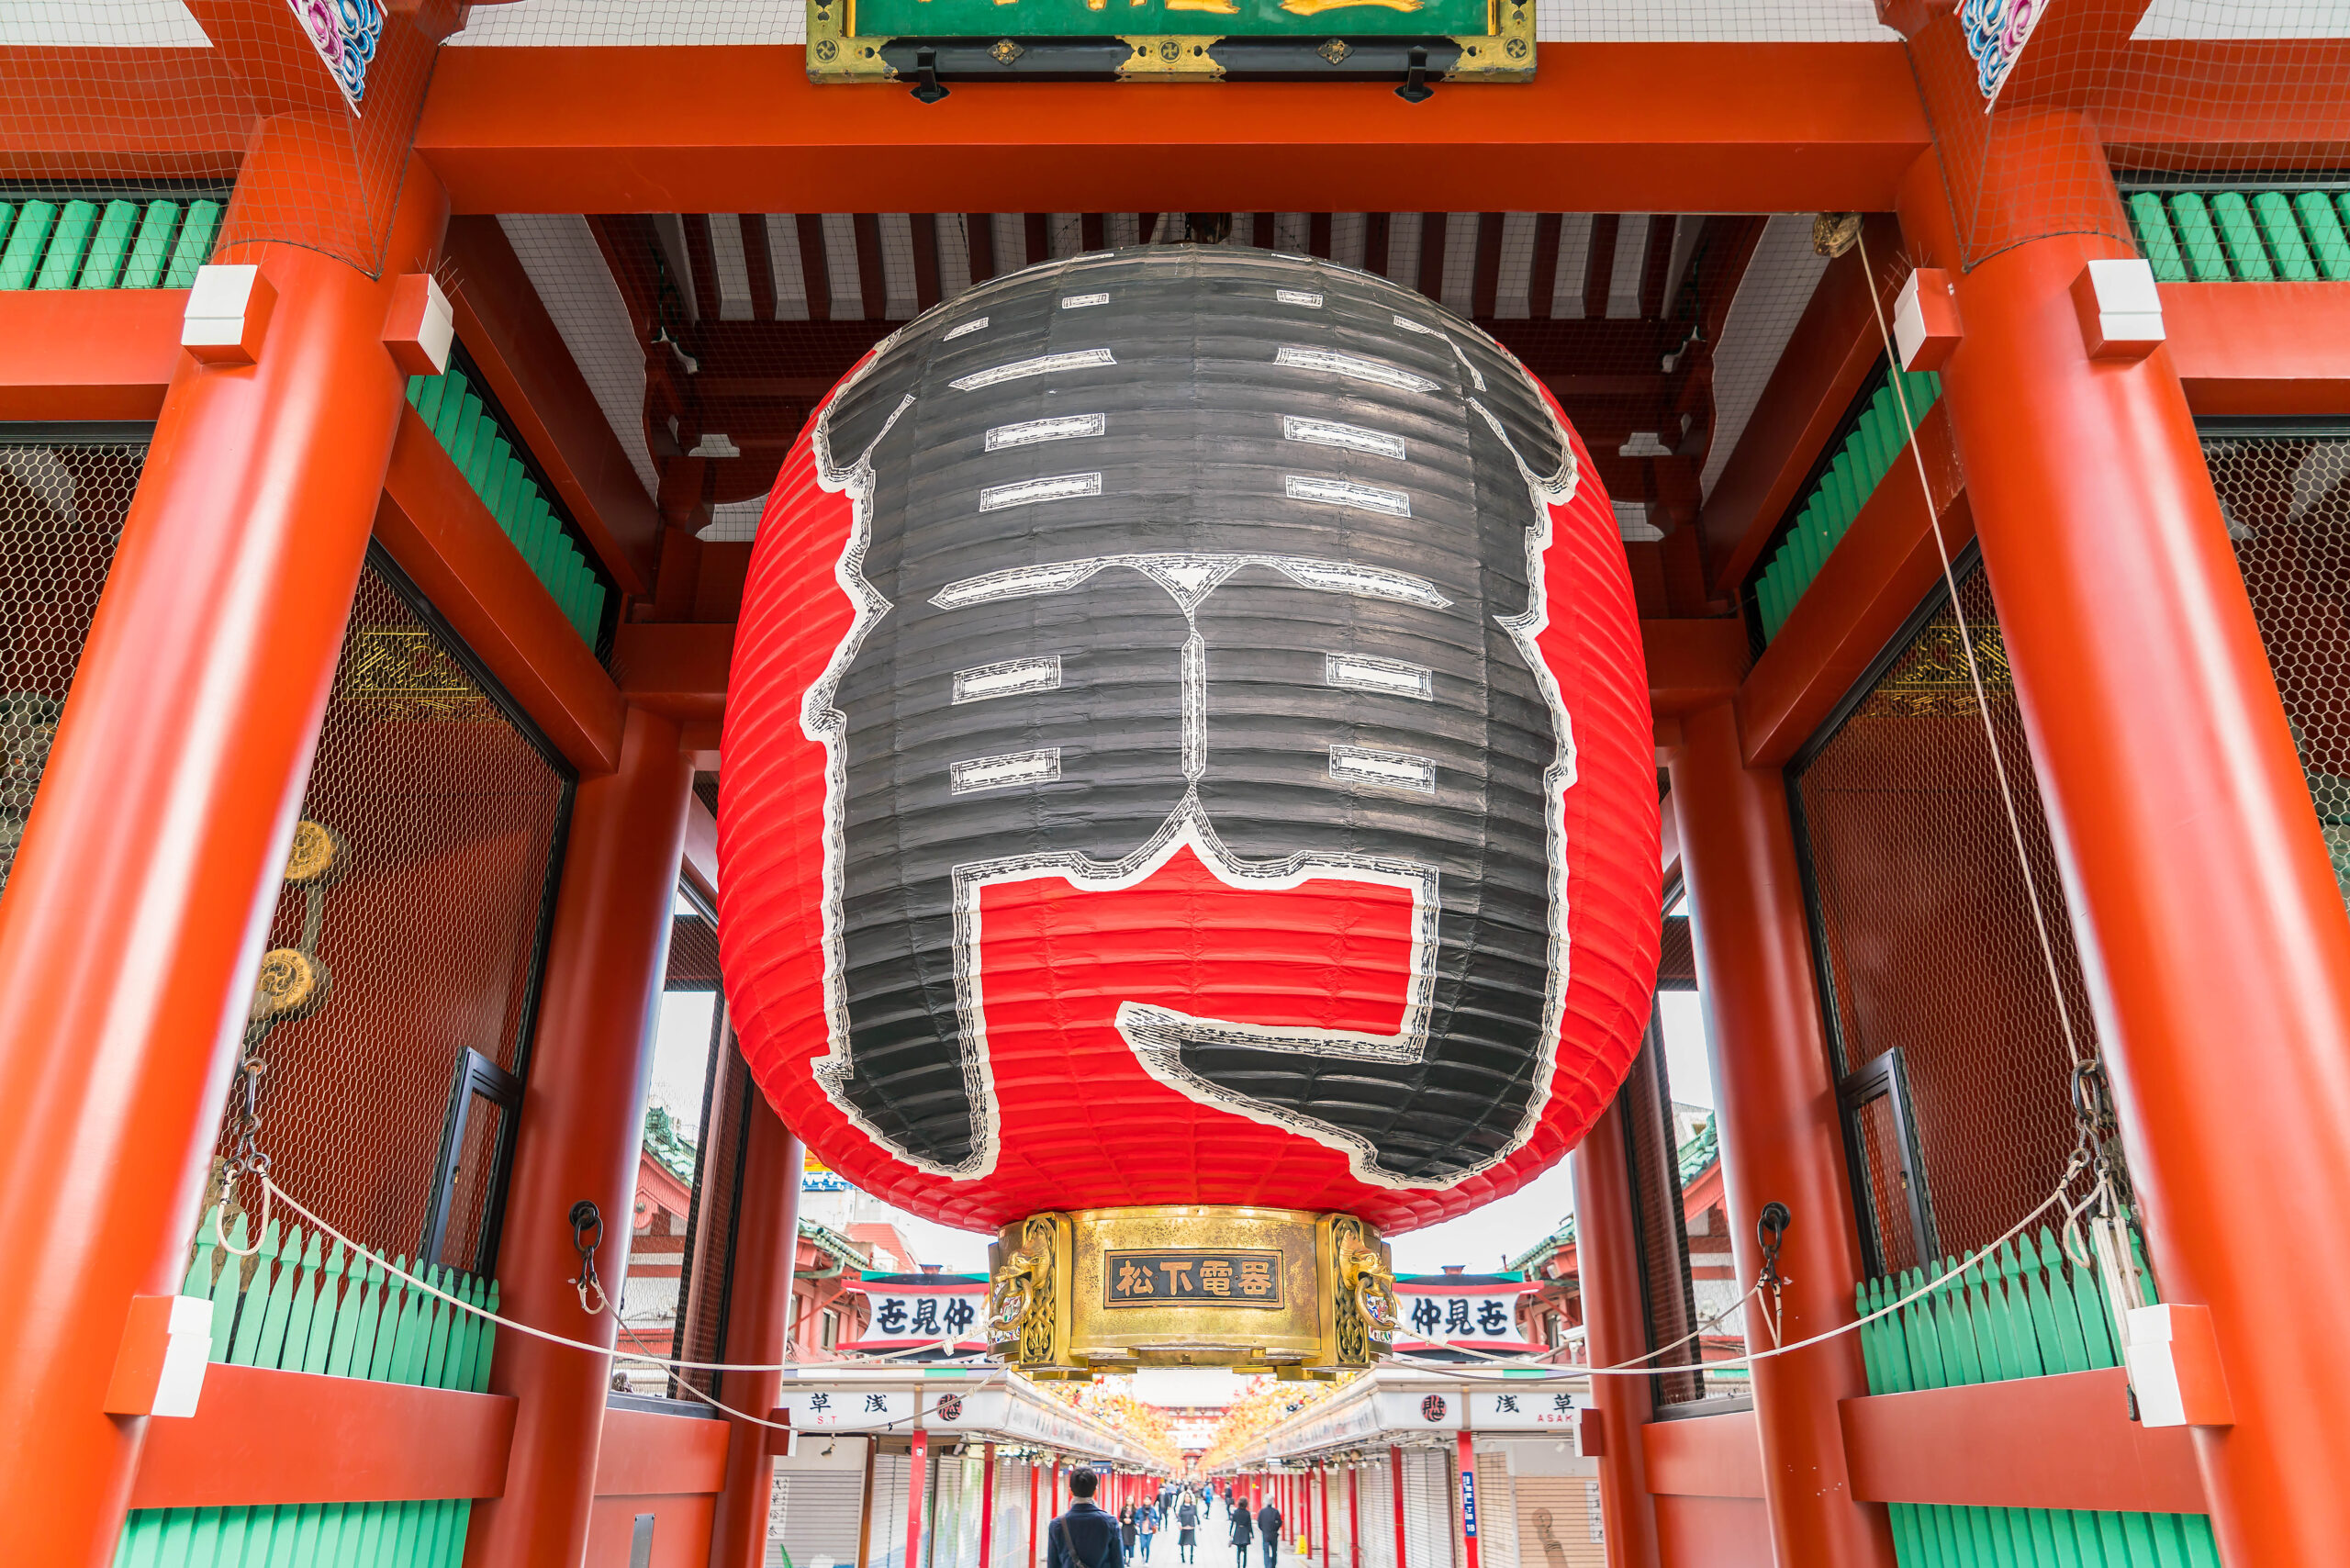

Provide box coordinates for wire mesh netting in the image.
[0,431,138,902]
[208,556,572,1273]
[1791,561,2100,1278]
[2206,425,2350,915]
[1904,0,2350,272]
[2,0,440,276]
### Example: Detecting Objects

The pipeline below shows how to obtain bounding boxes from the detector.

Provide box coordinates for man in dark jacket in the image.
[1255,1498,1282,1568]
[1048,1469,1127,1568]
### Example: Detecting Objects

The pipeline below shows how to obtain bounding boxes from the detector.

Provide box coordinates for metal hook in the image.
[569,1199,609,1314]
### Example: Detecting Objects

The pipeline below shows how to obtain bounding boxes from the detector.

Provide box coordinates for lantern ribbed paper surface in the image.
[719,248,1659,1234]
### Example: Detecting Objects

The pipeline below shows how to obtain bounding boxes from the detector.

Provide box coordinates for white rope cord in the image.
[255,1175,976,1376]
[1380,1176,2070,1382]
[1853,226,2088,1072]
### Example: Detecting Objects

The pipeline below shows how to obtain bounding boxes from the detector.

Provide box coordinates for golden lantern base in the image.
[986,1205,1397,1378]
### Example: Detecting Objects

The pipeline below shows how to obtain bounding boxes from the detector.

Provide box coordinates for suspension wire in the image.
[1853,225,2089,1074]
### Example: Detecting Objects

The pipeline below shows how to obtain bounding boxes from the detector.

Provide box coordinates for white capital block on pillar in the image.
[103,1294,212,1417]
[2124,1303,2234,1428]
[182,263,277,366]
[1892,266,1962,372]
[2071,257,2166,362]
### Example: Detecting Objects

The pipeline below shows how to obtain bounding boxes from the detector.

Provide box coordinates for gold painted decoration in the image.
[1280,0,1421,13]
[990,1205,1390,1376]
[1869,620,2013,718]
[283,819,345,887]
[1117,36,1225,75]
[341,630,499,722]
[251,946,330,1023]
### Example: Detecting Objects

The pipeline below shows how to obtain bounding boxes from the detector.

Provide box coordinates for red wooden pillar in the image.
[910,1430,931,1568]
[1570,1098,1662,1568]
[0,147,448,1567]
[1387,1447,1406,1568]
[1028,1460,1041,1568]
[469,707,694,1567]
[709,1101,805,1568]
[1894,103,2350,1566]
[1454,1433,1479,1568]
[1347,1462,1360,1568]
[1667,703,1892,1568]
[1318,1464,1330,1568]
[981,1444,998,1568]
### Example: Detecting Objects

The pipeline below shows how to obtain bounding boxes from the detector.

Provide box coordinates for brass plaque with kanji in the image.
[1104,1249,1285,1309]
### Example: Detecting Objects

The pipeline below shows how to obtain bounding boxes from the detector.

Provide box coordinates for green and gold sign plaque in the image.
[986,1206,1401,1379]
[806,0,1532,88]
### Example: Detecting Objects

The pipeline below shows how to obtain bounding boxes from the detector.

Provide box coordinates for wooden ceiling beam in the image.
[416,43,1931,215]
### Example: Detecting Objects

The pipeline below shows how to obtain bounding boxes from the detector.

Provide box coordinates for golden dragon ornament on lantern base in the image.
[986,1206,1396,1380]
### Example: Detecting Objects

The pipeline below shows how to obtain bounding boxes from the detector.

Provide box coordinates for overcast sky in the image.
[650,975,1717,1278]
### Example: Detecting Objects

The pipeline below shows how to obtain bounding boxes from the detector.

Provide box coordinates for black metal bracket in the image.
[910,47,949,102]
[1396,46,1434,102]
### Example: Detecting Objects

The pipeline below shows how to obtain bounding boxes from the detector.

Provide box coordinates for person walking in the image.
[1047,1470,1126,1568]
[1139,1498,1159,1562]
[1255,1495,1282,1568]
[1121,1503,1140,1561]
[1175,1490,1201,1565]
[1227,1492,1255,1568]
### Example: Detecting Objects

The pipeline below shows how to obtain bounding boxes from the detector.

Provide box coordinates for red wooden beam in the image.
[592,1406,733,1496]
[129,1364,516,1507]
[1642,618,1751,717]
[612,621,735,724]
[415,44,1930,216]
[0,288,183,421]
[1696,214,1901,597]
[375,402,629,775]
[1736,401,1970,767]
[443,215,664,593]
[2100,40,2350,165]
[1840,1368,2207,1515]
[1640,1409,1765,1498]
[2163,281,2350,418]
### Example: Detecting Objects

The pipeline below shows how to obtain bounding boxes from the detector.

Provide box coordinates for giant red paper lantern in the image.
[718,247,1659,1236]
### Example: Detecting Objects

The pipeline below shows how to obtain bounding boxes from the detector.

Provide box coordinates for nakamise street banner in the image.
[1392,1274,1543,1355]
[845,1272,989,1352]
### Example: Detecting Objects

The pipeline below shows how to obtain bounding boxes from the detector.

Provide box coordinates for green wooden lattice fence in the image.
[1755,369,1944,644]
[405,370,610,653]
[112,1213,500,1568]
[1856,1227,2222,1568]
[0,198,219,291]
[2126,187,2350,284]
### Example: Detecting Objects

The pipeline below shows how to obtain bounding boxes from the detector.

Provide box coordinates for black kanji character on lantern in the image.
[1552,1394,1573,1413]
[810,1392,832,1412]
[1444,1298,1472,1336]
[1410,1297,1444,1337]
[866,1394,889,1413]
[912,1298,941,1336]
[1478,1299,1510,1335]
[806,251,1577,1188]
[945,1297,977,1336]
[878,1298,909,1334]
[1494,1394,1519,1415]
